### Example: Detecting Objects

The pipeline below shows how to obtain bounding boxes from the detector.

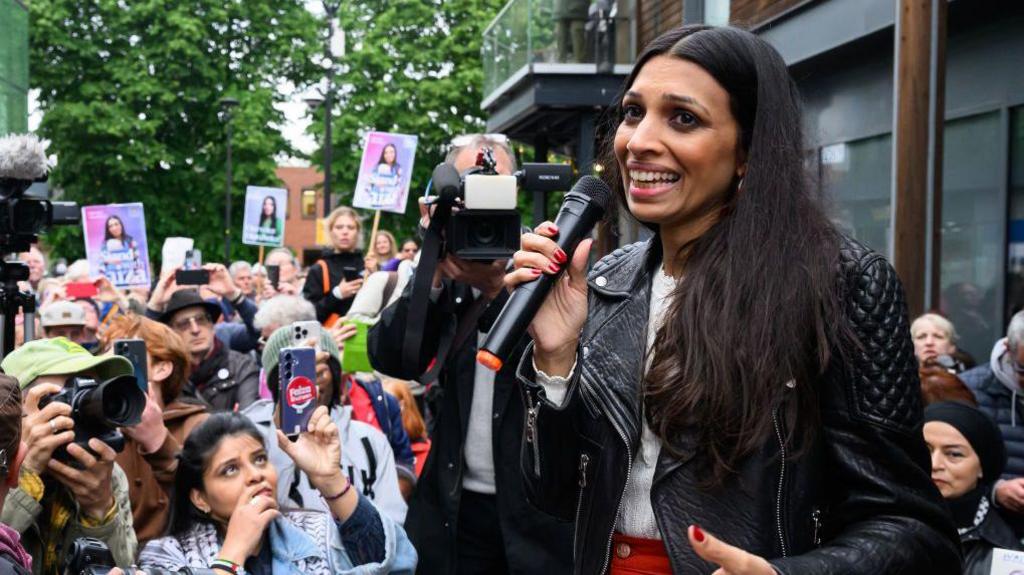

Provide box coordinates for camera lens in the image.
[472,220,498,246]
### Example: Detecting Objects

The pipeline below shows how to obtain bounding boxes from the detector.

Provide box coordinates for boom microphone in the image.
[477,175,611,371]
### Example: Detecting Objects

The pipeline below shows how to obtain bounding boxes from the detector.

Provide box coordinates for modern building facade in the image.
[0,0,29,136]
[482,0,1023,361]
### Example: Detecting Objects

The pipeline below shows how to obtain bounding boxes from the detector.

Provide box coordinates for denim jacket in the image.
[138,502,417,574]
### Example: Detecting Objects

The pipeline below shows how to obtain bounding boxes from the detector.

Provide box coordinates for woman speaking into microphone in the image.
[504,25,960,574]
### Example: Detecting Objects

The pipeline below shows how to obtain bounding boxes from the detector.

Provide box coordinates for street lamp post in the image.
[322,0,341,218]
[219,97,239,263]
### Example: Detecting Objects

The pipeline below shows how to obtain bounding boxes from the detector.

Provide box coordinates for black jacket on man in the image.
[185,338,260,412]
[302,250,364,324]
[369,279,573,574]
[518,237,961,574]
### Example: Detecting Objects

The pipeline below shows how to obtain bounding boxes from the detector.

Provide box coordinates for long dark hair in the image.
[167,412,266,535]
[259,196,277,228]
[376,143,400,173]
[103,215,132,243]
[602,25,849,486]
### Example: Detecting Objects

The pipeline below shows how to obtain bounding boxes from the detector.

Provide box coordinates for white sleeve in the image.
[369,434,409,526]
[533,356,578,407]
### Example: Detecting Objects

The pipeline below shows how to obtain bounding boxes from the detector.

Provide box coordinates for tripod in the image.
[0,260,36,361]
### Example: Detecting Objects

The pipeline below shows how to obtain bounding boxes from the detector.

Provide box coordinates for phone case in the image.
[291,321,321,348]
[114,339,148,392]
[66,282,99,299]
[267,265,281,289]
[279,347,318,438]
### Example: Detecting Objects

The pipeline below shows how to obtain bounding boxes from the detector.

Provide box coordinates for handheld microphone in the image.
[477,175,611,371]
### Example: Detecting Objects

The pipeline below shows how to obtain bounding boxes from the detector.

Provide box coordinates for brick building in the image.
[274,166,326,266]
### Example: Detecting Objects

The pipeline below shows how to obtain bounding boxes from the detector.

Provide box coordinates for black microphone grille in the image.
[573,175,612,210]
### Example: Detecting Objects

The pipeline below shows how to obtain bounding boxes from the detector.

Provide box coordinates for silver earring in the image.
[737,177,745,192]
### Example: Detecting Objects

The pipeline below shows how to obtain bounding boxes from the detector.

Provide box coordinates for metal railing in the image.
[481,0,633,100]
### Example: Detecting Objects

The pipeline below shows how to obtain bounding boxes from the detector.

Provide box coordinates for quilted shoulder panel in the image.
[589,240,644,278]
[838,241,921,433]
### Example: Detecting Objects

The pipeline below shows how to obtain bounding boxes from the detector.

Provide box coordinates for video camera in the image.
[38,375,145,462]
[0,134,79,255]
[436,148,573,261]
[65,537,199,575]
[0,134,80,358]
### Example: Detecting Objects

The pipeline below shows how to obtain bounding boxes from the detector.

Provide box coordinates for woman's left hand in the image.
[276,405,344,493]
[688,525,776,575]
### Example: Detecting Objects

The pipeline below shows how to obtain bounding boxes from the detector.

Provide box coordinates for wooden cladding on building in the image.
[638,0,684,49]
[730,0,809,27]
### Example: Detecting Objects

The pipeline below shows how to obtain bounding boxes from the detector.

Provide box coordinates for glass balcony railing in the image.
[482,0,633,101]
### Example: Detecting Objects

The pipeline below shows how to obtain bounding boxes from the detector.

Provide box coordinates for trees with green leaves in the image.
[31,0,320,265]
[312,0,507,242]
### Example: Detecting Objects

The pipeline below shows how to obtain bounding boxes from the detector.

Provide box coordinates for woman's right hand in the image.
[505,221,592,377]
[219,484,281,564]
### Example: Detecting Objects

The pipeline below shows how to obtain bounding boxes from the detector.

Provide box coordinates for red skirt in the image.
[609,533,672,574]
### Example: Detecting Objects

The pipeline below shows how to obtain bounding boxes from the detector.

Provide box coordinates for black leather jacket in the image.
[517,237,962,574]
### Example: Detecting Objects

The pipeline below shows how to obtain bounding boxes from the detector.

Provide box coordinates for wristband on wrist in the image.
[230,289,245,306]
[211,558,241,574]
[323,477,352,501]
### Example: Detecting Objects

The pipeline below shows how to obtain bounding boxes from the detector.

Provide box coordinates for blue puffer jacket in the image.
[962,339,1024,479]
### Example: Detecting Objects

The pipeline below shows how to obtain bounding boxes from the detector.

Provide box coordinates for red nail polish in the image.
[554,249,567,264]
[547,224,559,235]
[531,268,543,276]
[693,525,705,543]
[549,263,560,273]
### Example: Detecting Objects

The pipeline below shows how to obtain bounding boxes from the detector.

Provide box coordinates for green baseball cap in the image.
[261,325,341,374]
[1,337,134,389]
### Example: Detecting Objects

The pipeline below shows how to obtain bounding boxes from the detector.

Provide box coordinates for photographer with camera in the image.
[302,207,367,326]
[100,315,209,545]
[0,338,137,574]
[368,135,572,574]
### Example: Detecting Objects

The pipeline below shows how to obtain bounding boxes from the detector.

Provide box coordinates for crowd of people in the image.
[0,22,1021,575]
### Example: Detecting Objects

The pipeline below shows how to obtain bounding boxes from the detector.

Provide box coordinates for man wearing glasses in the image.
[156,289,260,412]
[370,134,572,574]
[963,311,1024,521]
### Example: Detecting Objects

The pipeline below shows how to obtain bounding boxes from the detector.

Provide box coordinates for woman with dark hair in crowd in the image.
[138,411,416,574]
[506,24,959,573]
[101,314,208,545]
[924,402,1020,574]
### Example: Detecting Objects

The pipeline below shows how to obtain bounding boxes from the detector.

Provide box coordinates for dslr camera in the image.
[440,148,572,261]
[65,538,198,575]
[38,375,145,462]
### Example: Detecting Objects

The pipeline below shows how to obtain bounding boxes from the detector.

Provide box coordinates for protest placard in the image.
[242,186,288,247]
[352,131,418,215]
[81,203,152,288]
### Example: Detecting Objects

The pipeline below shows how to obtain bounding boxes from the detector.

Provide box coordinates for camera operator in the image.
[0,376,31,574]
[0,338,137,574]
[368,134,572,574]
[260,248,303,300]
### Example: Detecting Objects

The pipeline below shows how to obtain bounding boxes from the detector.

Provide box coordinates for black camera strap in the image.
[402,201,453,378]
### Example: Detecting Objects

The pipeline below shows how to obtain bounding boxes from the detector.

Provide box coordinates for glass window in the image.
[938,112,1003,363]
[301,189,317,219]
[1007,107,1024,336]
[704,0,731,26]
[820,134,893,259]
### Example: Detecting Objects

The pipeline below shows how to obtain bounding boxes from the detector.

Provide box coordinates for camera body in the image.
[442,149,573,261]
[38,375,145,462]
[65,538,194,575]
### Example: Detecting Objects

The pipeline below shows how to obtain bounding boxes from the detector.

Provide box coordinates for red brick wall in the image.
[274,166,323,263]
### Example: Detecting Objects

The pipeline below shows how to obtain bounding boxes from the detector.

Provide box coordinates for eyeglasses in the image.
[171,312,212,332]
[449,133,509,149]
